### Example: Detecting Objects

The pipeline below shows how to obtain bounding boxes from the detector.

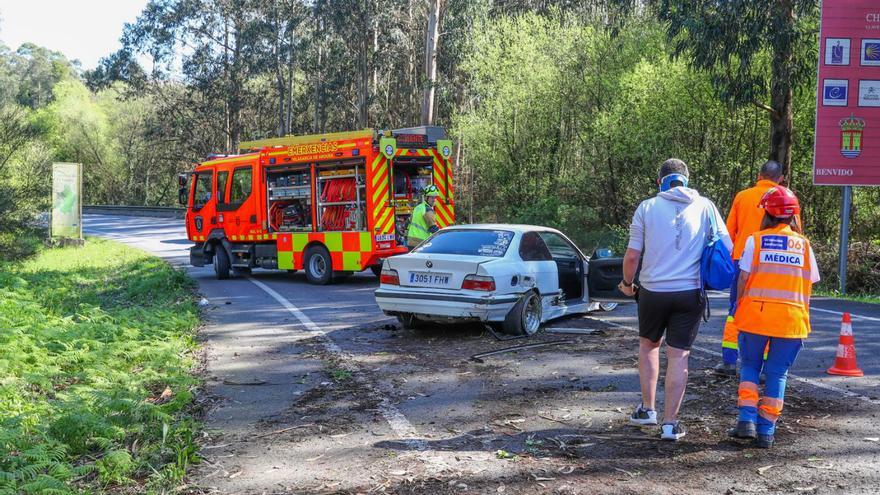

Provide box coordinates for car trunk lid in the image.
[388,253,496,290]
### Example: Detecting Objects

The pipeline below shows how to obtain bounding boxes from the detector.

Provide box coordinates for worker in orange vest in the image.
[728,186,819,448]
[715,161,786,375]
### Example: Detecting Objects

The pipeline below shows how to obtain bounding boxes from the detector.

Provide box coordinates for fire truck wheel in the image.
[213,245,231,280]
[370,265,382,277]
[304,245,333,285]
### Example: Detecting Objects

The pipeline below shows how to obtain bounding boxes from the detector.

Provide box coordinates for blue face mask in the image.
[659,173,689,192]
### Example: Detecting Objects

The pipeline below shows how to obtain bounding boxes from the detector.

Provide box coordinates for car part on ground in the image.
[469,340,574,363]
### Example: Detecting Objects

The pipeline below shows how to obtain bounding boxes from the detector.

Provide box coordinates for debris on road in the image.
[613,467,639,477]
[470,340,575,363]
[221,379,268,385]
[254,424,316,438]
[757,465,776,475]
[545,327,606,336]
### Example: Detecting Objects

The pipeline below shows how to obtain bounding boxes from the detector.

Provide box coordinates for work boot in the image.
[713,362,737,376]
[727,421,757,439]
[754,433,774,449]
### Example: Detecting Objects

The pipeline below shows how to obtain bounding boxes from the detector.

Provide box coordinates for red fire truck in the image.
[179,127,455,284]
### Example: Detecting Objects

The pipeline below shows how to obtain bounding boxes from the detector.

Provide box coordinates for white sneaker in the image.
[629,404,658,425]
[660,422,686,441]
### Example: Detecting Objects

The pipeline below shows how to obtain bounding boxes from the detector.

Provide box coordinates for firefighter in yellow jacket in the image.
[407,185,440,248]
[728,186,820,448]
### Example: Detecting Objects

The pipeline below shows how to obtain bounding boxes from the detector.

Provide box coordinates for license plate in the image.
[409,271,451,287]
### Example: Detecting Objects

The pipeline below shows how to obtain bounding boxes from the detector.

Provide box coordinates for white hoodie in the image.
[628,187,733,292]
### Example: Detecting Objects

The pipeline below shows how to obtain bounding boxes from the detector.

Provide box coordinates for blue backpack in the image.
[701,201,735,291]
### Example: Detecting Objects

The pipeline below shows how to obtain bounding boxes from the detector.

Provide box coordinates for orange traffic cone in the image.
[827,313,864,377]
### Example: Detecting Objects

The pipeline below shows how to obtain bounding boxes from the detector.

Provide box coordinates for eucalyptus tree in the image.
[657,0,819,181]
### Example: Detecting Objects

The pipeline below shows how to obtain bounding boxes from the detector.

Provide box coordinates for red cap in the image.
[759,185,801,218]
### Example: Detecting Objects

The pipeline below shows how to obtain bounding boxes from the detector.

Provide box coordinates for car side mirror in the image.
[178,188,188,206]
[178,173,188,187]
[592,248,614,259]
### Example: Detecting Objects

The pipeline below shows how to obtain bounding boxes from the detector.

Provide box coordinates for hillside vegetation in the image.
[0,1,876,292]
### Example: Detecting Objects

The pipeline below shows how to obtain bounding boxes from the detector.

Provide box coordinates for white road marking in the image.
[246,277,430,450]
[590,317,880,406]
[811,306,880,323]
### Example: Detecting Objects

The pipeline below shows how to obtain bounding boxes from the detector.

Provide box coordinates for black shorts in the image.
[636,288,705,350]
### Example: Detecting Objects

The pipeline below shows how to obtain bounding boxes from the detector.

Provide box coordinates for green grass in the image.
[327,368,352,382]
[814,289,880,305]
[0,238,201,494]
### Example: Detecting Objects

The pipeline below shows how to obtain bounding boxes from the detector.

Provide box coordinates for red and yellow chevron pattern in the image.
[276,231,375,272]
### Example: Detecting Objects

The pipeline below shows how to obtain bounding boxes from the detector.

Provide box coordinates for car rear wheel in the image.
[502,291,542,336]
[304,245,333,285]
[213,245,230,280]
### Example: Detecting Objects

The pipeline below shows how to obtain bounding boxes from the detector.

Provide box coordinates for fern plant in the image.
[0,239,201,493]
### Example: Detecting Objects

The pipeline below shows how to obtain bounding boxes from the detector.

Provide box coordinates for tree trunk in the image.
[275,16,287,137]
[229,16,244,153]
[769,0,794,184]
[287,15,294,135]
[313,4,323,133]
[420,0,441,126]
[358,0,369,128]
[372,0,379,102]
[224,16,232,153]
[407,0,415,124]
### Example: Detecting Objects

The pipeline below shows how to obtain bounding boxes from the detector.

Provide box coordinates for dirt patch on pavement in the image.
[190,315,879,495]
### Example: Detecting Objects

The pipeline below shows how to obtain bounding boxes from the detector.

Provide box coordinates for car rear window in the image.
[413,230,514,257]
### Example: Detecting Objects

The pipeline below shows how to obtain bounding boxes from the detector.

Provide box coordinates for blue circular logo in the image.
[385,144,394,156]
[442,146,450,156]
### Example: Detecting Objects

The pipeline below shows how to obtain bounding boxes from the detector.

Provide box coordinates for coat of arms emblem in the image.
[840,114,865,159]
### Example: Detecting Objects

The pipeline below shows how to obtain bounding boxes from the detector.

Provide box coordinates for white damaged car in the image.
[374,224,633,335]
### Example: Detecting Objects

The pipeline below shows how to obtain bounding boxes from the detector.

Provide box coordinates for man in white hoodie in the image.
[618,158,732,441]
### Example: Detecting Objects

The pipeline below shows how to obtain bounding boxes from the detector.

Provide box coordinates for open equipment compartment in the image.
[316,158,367,232]
[266,164,313,232]
[390,153,434,245]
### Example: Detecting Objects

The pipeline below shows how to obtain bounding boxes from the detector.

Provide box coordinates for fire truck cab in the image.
[179,127,455,284]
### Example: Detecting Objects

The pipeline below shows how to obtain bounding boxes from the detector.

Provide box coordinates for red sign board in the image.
[814,1,880,186]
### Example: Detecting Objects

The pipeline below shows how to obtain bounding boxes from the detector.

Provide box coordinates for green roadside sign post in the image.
[51,162,83,242]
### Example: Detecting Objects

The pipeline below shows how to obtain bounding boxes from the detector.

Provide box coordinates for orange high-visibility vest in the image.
[733,225,812,339]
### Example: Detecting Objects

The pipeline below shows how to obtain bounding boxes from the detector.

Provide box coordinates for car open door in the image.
[587,257,636,302]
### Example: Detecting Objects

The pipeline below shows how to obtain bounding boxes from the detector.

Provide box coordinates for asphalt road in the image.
[83,214,880,494]
[83,214,880,401]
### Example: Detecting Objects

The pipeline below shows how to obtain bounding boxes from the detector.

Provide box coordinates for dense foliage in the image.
[0,239,200,493]
[1,1,878,290]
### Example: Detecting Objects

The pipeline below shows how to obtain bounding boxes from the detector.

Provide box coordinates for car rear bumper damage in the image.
[374,289,519,322]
